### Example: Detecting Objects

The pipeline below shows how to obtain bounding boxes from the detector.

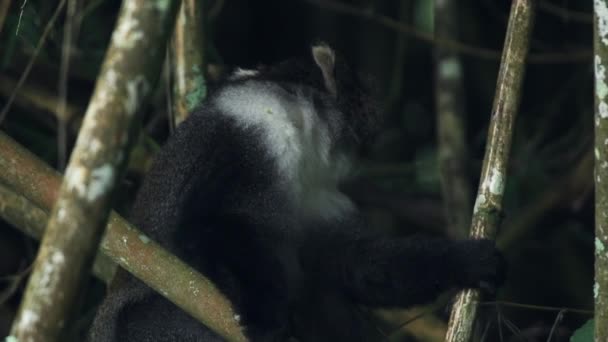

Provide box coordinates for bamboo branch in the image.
[0,75,82,129]
[171,0,207,127]
[0,182,117,283]
[593,1,608,340]
[8,1,181,341]
[0,0,11,36]
[444,1,535,341]
[539,1,592,24]
[0,75,159,176]
[303,0,586,64]
[0,130,247,341]
[0,0,67,125]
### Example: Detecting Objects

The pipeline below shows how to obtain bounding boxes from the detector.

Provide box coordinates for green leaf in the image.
[570,319,594,342]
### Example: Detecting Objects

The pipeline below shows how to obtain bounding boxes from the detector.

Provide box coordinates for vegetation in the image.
[0,0,599,341]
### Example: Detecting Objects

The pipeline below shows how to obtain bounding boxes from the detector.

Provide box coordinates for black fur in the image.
[89,44,504,342]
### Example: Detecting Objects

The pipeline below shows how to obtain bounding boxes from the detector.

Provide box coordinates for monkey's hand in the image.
[452,239,507,295]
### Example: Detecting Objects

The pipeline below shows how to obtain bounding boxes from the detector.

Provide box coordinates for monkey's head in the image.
[311,43,379,150]
[246,43,380,153]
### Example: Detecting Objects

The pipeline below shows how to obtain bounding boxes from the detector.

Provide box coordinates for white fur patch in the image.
[229,68,260,80]
[214,80,354,220]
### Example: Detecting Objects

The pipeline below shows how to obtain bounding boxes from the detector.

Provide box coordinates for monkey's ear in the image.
[312,43,337,98]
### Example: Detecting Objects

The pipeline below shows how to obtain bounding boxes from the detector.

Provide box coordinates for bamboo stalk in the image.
[0,131,247,341]
[593,0,608,340]
[9,1,180,340]
[444,1,535,341]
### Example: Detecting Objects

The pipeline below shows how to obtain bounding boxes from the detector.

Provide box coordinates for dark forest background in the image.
[0,0,596,341]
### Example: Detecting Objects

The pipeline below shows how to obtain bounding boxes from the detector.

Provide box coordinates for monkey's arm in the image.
[301,228,504,307]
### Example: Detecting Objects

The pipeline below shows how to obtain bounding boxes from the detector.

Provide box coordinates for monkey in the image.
[88,43,504,342]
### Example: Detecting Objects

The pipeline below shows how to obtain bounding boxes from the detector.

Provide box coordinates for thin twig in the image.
[387,310,431,338]
[539,1,592,24]
[480,301,593,315]
[302,0,591,64]
[501,316,528,341]
[479,319,492,342]
[0,263,32,305]
[57,0,82,170]
[16,0,27,35]
[77,0,104,21]
[545,309,565,342]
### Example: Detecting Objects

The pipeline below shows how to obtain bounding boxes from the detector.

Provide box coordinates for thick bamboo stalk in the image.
[0,132,247,341]
[593,1,608,340]
[444,1,535,341]
[171,0,207,127]
[9,1,180,341]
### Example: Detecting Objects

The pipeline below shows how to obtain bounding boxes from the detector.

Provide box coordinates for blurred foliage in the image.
[570,319,594,342]
[413,0,433,34]
[0,0,597,341]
